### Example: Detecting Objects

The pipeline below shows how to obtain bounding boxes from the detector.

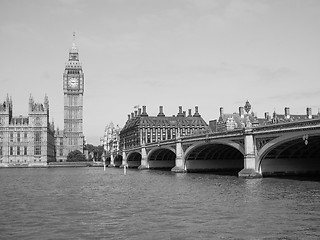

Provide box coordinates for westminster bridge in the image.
[108,119,320,178]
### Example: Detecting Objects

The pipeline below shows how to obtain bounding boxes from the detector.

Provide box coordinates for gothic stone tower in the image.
[63,35,84,156]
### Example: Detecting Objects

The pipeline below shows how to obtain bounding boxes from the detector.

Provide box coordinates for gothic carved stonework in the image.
[256,137,277,151]
[183,144,192,152]
[232,139,244,148]
[244,100,251,114]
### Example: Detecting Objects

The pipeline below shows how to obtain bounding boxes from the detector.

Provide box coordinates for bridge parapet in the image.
[252,119,320,134]
[119,118,320,177]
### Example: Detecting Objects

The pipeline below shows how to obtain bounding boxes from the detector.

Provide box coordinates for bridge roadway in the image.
[107,119,320,178]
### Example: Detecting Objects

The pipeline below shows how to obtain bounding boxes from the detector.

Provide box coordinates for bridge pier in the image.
[138,144,149,170]
[238,130,262,178]
[120,151,127,168]
[108,154,115,168]
[171,137,186,173]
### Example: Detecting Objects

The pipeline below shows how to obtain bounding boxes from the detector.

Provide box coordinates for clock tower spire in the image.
[62,33,85,157]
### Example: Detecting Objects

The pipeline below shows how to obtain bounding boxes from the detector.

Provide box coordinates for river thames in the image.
[0,167,319,239]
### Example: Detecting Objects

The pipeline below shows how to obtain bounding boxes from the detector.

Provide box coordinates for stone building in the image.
[101,122,121,154]
[54,34,85,162]
[268,107,319,124]
[209,101,320,132]
[120,105,208,149]
[100,122,121,164]
[0,95,55,167]
[210,101,258,132]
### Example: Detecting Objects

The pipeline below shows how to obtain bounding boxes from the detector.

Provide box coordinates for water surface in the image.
[0,168,319,239]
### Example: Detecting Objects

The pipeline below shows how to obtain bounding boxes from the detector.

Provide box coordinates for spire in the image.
[70,32,78,54]
[29,94,34,112]
[44,94,49,110]
[68,32,79,62]
[29,93,33,104]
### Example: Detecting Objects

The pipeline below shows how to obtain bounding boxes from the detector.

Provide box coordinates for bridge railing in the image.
[121,119,320,151]
[252,118,320,133]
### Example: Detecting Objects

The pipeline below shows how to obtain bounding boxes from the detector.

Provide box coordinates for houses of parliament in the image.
[0,36,85,166]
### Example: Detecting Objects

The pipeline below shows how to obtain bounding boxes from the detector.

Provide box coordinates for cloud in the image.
[186,0,220,10]
[50,0,84,16]
[224,0,270,21]
[57,0,82,4]
[0,23,41,41]
[243,64,297,83]
[268,89,320,101]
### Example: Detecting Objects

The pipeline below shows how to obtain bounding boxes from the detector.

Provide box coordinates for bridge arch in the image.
[105,156,111,166]
[257,132,320,176]
[114,154,123,167]
[126,151,142,168]
[184,140,244,173]
[147,147,176,169]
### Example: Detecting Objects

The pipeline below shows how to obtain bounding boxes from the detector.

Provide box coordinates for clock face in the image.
[34,117,42,126]
[68,77,79,88]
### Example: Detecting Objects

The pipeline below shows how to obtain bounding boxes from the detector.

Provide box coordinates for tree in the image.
[93,145,104,161]
[84,144,95,153]
[67,150,86,162]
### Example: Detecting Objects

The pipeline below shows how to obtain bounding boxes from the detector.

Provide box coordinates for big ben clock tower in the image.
[63,33,84,156]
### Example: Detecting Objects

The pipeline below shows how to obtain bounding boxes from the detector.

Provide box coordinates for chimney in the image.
[131,112,134,118]
[188,109,192,117]
[239,107,244,118]
[183,111,186,117]
[134,110,137,117]
[177,106,184,117]
[284,107,290,119]
[306,107,312,119]
[264,112,269,120]
[128,114,130,120]
[157,106,165,117]
[193,106,200,117]
[220,107,224,117]
[138,108,141,116]
[141,105,148,116]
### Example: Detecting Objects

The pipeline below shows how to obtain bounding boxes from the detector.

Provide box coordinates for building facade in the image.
[101,122,121,154]
[209,101,320,132]
[120,106,208,150]
[0,95,55,167]
[55,35,85,162]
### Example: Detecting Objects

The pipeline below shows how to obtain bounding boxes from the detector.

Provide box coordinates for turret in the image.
[29,94,34,113]
[44,94,49,110]
[0,95,13,124]
[244,100,251,114]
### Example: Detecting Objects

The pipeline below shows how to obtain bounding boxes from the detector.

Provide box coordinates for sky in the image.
[0,0,320,145]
